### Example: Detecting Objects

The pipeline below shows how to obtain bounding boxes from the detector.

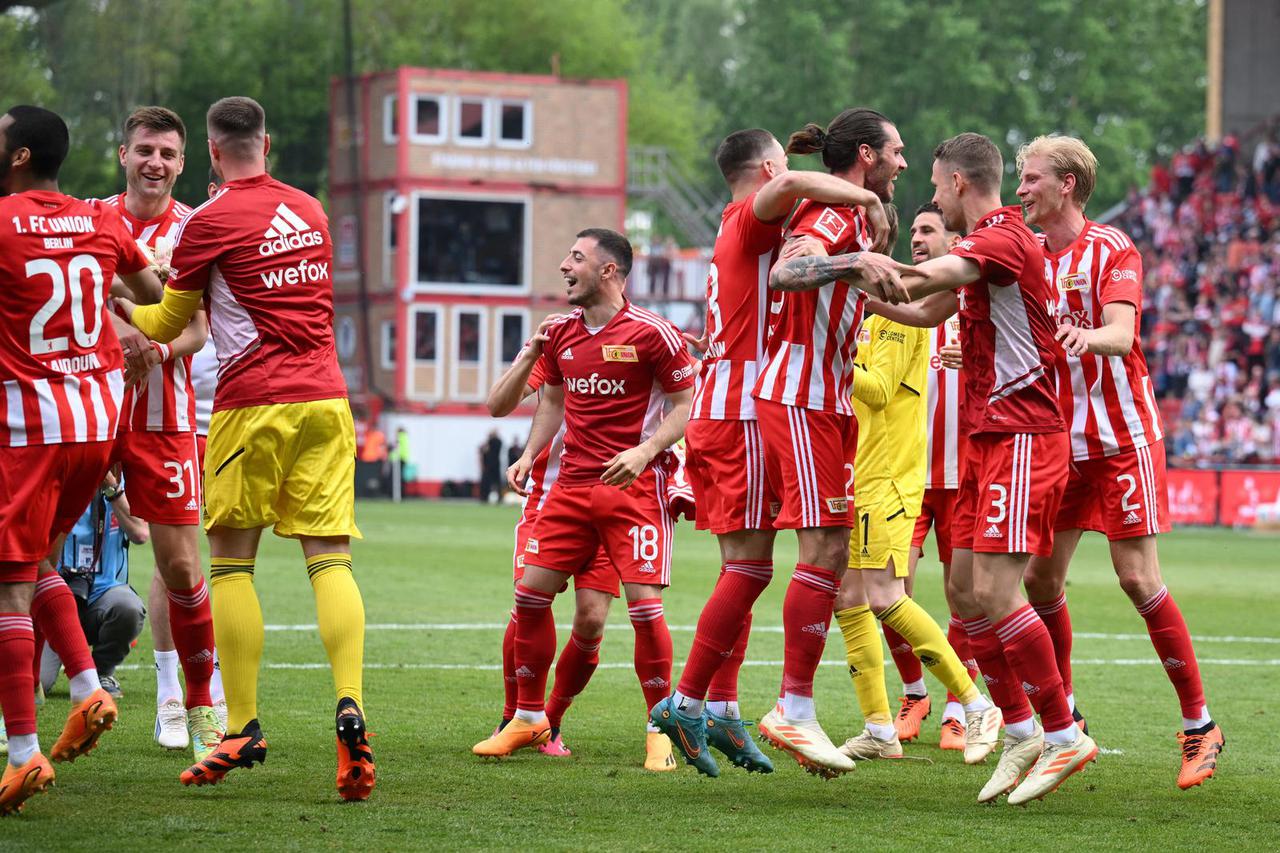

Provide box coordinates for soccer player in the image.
[0,104,162,815]
[745,107,907,777]
[472,229,695,761]
[118,97,374,801]
[1015,135,1222,788]
[831,205,1001,764]
[650,127,895,777]
[865,132,1097,804]
[102,106,222,761]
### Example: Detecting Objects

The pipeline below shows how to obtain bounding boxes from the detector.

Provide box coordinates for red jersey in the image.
[950,205,1063,435]
[541,303,695,487]
[103,193,198,432]
[692,192,782,420]
[168,173,346,411]
[0,191,148,447]
[1042,221,1163,461]
[925,317,964,489]
[753,199,872,415]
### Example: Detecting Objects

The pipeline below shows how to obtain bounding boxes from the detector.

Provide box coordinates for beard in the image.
[566,276,599,306]
[865,157,898,203]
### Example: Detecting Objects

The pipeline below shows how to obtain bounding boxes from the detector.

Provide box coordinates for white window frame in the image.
[494,99,533,149]
[409,190,532,295]
[382,191,398,286]
[450,307,488,401]
[452,96,491,147]
[410,94,448,145]
[408,305,443,402]
[382,94,399,144]
[495,308,530,371]
[379,319,397,371]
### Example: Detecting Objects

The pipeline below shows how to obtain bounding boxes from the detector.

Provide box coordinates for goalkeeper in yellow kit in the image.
[829,208,1001,763]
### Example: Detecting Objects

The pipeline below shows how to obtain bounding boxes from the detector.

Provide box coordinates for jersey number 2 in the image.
[27,255,105,355]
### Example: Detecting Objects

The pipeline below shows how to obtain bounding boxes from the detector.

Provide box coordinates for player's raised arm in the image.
[486,314,561,417]
[600,385,693,489]
[507,383,565,496]
[119,281,204,343]
[754,170,889,240]
[770,248,909,304]
[899,253,982,300]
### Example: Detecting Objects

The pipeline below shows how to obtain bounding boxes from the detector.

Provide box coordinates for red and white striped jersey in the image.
[924,316,964,489]
[103,193,198,433]
[0,191,149,447]
[691,192,782,420]
[753,199,873,415]
[950,205,1063,435]
[1041,220,1163,460]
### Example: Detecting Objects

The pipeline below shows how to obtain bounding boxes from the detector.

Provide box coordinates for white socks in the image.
[673,690,705,718]
[902,679,927,697]
[155,649,181,705]
[780,693,815,721]
[1183,706,1212,731]
[7,733,39,767]
[706,700,740,720]
[1005,718,1038,740]
[1044,723,1081,746]
[68,669,99,704]
[513,708,546,724]
[942,700,964,722]
[210,652,225,704]
[867,721,896,741]
[962,694,993,714]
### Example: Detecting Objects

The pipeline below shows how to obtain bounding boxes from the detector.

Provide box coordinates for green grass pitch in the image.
[4,500,1277,851]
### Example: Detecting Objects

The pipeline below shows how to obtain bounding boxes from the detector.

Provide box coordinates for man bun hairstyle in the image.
[3,105,69,180]
[1016,134,1097,208]
[207,96,266,160]
[786,107,891,173]
[124,106,186,149]
[933,132,1003,193]
[577,227,633,279]
[715,128,777,184]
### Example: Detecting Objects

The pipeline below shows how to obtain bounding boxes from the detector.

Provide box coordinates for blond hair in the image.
[1017,135,1097,208]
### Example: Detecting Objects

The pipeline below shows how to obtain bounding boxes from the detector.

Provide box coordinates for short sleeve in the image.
[789,202,862,255]
[168,211,220,293]
[950,224,1025,286]
[655,327,696,393]
[1098,245,1143,308]
[737,192,785,255]
[542,328,564,386]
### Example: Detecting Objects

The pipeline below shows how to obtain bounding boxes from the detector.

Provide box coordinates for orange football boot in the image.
[181,720,268,786]
[894,695,931,742]
[472,717,550,756]
[0,754,55,816]
[938,717,965,751]
[1177,724,1224,790]
[50,688,117,763]
[336,700,376,801]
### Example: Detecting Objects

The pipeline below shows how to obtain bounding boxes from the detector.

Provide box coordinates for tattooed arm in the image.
[770,247,909,303]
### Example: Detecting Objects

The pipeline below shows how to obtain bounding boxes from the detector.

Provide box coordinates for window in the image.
[383,95,398,143]
[383,192,400,285]
[498,310,528,364]
[414,195,528,291]
[380,320,397,370]
[454,97,489,145]
[456,310,482,364]
[413,308,439,363]
[411,94,446,144]
[496,100,532,148]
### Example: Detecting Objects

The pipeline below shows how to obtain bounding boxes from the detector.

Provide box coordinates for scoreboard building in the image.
[328,67,627,492]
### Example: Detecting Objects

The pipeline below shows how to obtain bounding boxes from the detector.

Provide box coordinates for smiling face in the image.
[864,121,907,202]
[909,210,953,263]
[559,236,608,307]
[120,126,184,204]
[1016,153,1070,227]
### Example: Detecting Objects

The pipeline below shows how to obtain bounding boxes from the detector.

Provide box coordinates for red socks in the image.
[707,611,752,702]
[501,611,518,720]
[781,563,838,697]
[994,605,1075,733]
[882,623,924,687]
[675,560,772,700]
[1137,586,1207,720]
[1031,592,1074,697]
[512,584,557,713]
[31,573,94,680]
[166,579,215,709]
[546,631,603,728]
[963,615,1034,725]
[945,614,980,704]
[628,599,672,714]
[0,613,37,738]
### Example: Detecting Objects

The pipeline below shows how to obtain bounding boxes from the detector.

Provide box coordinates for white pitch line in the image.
[262,622,1280,645]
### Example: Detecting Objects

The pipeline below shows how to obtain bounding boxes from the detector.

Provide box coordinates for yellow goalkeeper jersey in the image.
[851,313,929,516]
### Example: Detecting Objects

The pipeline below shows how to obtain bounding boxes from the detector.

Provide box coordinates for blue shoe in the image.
[649,696,719,777]
[706,712,774,773]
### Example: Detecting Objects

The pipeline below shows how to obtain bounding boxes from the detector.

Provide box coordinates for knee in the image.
[945,575,976,615]
[821,538,850,572]
[866,581,903,615]
[1115,565,1160,604]
[1022,564,1063,603]
[574,607,608,639]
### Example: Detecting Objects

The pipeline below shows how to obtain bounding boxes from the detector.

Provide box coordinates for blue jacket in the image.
[60,494,130,606]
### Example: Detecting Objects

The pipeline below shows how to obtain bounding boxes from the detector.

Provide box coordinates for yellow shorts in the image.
[204,398,362,540]
[850,501,913,576]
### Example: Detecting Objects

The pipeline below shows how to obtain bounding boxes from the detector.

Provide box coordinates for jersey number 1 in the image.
[26,255,106,355]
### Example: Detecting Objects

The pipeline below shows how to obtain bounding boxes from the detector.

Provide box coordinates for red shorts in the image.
[685,418,776,534]
[112,429,203,525]
[513,504,619,596]
[197,434,207,473]
[0,441,113,581]
[1056,441,1171,540]
[912,487,958,565]
[525,468,674,587]
[953,431,1068,558]
[755,398,856,529]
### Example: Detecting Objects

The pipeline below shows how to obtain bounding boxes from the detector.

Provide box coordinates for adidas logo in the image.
[982,673,996,685]
[983,524,1003,539]
[801,622,828,639]
[184,497,199,511]
[642,676,669,689]
[1021,681,1040,695]
[185,649,214,664]
[890,642,912,655]
[919,654,938,668]
[1162,657,1186,670]
[1123,510,1142,525]
[639,560,656,574]
[258,203,323,256]
[562,347,574,360]
[514,665,535,678]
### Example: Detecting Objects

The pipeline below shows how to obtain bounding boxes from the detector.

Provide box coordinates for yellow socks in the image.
[306,553,365,710]
[209,557,262,733]
[835,605,891,725]
[877,595,980,705]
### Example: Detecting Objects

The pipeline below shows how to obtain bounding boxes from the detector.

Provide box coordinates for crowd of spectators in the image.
[1113,118,1280,466]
